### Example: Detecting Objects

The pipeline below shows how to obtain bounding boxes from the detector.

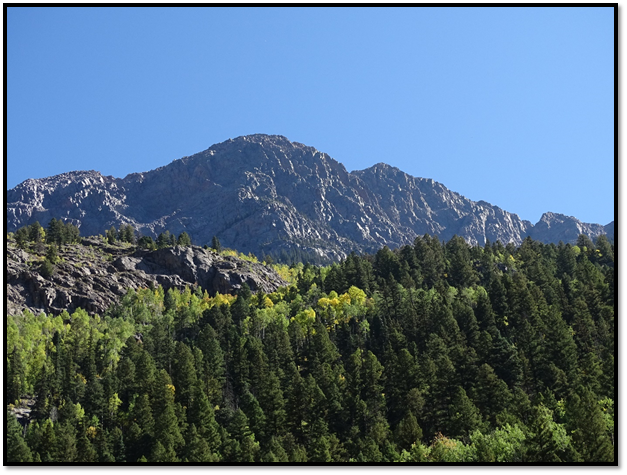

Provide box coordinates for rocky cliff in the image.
[7,134,613,263]
[6,236,286,317]
[526,212,610,244]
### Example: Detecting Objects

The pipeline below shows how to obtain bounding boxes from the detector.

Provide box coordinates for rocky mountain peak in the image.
[7,134,612,263]
[527,212,610,244]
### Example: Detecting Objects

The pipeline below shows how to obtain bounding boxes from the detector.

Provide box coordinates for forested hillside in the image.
[6,233,615,463]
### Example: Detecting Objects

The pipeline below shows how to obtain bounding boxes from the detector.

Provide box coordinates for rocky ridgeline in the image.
[6,237,287,317]
[7,134,613,263]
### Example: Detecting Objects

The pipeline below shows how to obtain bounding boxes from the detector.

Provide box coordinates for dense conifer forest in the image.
[6,229,615,463]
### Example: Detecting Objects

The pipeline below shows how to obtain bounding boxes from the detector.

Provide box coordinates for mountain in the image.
[527,212,610,244]
[7,134,613,263]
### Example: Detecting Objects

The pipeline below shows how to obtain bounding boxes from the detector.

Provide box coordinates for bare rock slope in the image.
[6,237,286,317]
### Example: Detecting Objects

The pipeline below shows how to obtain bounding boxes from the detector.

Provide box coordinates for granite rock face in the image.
[6,237,286,317]
[527,212,610,244]
[7,134,613,263]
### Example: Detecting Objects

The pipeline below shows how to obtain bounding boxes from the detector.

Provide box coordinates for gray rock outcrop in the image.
[6,237,286,317]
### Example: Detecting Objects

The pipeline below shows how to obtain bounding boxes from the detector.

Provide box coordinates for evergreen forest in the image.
[6,230,616,463]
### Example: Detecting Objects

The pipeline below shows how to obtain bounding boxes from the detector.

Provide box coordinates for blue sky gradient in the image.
[7,6,614,225]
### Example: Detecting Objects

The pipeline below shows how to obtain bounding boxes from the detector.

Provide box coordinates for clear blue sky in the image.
[7,6,615,225]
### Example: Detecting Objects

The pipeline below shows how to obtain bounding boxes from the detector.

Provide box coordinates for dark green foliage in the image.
[76,433,98,463]
[15,218,81,249]
[40,257,56,278]
[447,387,484,442]
[445,235,478,288]
[7,348,26,405]
[6,410,32,462]
[152,370,184,461]
[137,235,156,250]
[184,424,216,462]
[46,244,60,264]
[118,224,136,244]
[177,232,192,247]
[15,226,29,248]
[566,387,614,462]
[156,231,174,249]
[47,218,81,246]
[211,235,221,253]
[107,226,118,244]
[171,342,197,407]
[6,234,614,463]
[395,411,423,451]
[46,218,62,245]
[29,221,44,243]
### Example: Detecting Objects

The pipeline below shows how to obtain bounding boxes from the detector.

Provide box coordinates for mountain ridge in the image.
[7,134,613,263]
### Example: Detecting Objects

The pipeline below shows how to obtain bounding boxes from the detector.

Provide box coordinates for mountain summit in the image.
[7,134,612,263]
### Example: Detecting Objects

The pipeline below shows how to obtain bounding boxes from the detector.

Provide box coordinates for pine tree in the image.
[76,433,98,463]
[566,387,614,462]
[46,218,62,245]
[196,325,226,406]
[54,417,79,461]
[258,370,287,441]
[106,226,117,244]
[110,426,126,462]
[471,363,512,427]
[594,234,614,265]
[188,385,221,455]
[446,235,478,288]
[122,224,136,244]
[184,424,216,462]
[6,410,33,462]
[29,221,44,243]
[309,420,332,462]
[177,232,192,247]
[40,257,56,278]
[383,347,419,427]
[46,244,60,264]
[138,235,156,249]
[131,394,155,460]
[14,226,29,248]
[414,234,446,288]
[227,409,260,462]
[557,242,577,277]
[231,284,252,326]
[7,347,26,404]
[240,389,267,443]
[152,370,184,461]
[211,235,221,253]
[264,436,289,462]
[447,387,483,442]
[394,411,423,451]
[171,342,197,408]
[149,440,170,462]
[156,231,172,249]
[421,333,457,435]
[116,357,136,410]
